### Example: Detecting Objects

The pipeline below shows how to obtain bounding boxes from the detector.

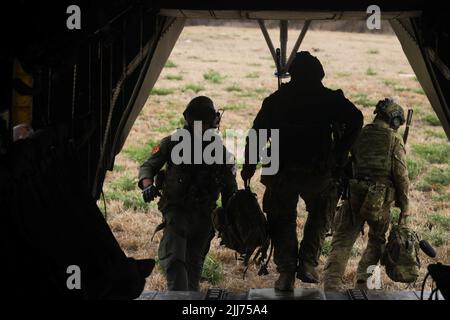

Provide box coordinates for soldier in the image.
[323,98,410,291]
[138,96,237,291]
[241,51,363,291]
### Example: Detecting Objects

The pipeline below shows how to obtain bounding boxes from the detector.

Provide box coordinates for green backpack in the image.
[382,223,421,283]
[213,187,271,275]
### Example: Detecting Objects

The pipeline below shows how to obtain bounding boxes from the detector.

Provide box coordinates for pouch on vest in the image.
[359,183,387,221]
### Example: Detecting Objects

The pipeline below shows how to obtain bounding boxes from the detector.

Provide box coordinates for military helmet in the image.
[288,51,325,81]
[374,97,406,129]
[183,96,220,128]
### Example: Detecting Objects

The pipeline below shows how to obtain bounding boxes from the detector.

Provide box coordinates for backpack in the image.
[382,223,421,283]
[214,187,271,276]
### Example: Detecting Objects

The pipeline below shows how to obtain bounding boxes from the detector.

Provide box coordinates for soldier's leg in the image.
[263,187,299,274]
[323,202,364,290]
[185,217,215,291]
[356,204,391,283]
[298,179,337,283]
[158,209,189,291]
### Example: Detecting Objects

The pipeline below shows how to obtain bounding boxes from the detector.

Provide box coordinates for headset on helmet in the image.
[374,97,406,129]
[183,96,222,129]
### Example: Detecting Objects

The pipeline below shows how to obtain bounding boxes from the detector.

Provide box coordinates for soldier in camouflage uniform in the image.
[138,96,237,291]
[241,51,363,291]
[323,98,410,290]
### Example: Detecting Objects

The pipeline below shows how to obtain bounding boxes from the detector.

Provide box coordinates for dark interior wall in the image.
[1,1,170,198]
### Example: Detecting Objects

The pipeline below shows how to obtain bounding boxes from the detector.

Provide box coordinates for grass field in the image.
[100,26,450,292]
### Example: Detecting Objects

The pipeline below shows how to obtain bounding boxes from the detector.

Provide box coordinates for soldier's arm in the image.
[221,163,238,207]
[222,148,238,206]
[244,97,272,168]
[138,136,171,189]
[333,91,364,161]
[392,136,410,213]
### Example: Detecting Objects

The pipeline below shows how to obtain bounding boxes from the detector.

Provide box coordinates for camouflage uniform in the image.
[323,116,410,290]
[139,132,237,291]
[243,56,363,288]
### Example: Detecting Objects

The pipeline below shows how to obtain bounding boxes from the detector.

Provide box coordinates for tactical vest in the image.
[353,123,396,180]
[159,162,225,212]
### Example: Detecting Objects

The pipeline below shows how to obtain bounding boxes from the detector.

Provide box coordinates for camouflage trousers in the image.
[323,192,393,290]
[262,168,338,274]
[158,206,214,291]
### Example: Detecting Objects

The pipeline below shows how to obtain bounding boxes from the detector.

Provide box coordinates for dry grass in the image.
[101,26,450,293]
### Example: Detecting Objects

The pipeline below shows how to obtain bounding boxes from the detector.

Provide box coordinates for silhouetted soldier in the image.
[138,96,237,291]
[241,51,363,291]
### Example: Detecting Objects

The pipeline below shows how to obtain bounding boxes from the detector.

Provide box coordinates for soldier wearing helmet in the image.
[323,97,410,290]
[138,96,237,291]
[241,51,363,291]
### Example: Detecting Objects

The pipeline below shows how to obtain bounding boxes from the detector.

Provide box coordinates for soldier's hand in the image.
[241,164,256,184]
[142,185,160,203]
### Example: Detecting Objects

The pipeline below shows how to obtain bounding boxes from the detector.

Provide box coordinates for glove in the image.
[142,185,160,203]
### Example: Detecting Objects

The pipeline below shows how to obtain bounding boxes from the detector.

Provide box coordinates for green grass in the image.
[105,189,149,211]
[427,213,450,229]
[412,143,450,164]
[390,208,401,224]
[425,129,447,139]
[245,72,260,79]
[150,87,175,96]
[412,104,424,115]
[383,79,399,87]
[113,164,125,173]
[424,167,450,187]
[321,238,332,256]
[223,102,248,111]
[336,72,351,77]
[432,193,450,202]
[416,180,433,192]
[248,63,261,67]
[124,139,159,163]
[165,74,183,81]
[254,87,269,94]
[351,93,378,108]
[165,60,177,68]
[367,49,379,54]
[203,70,226,84]
[110,175,136,192]
[226,83,242,92]
[236,91,257,98]
[366,67,377,76]
[412,88,425,95]
[423,228,450,247]
[105,175,149,211]
[201,255,224,285]
[424,114,441,126]
[407,158,425,181]
[182,83,205,93]
[383,79,425,94]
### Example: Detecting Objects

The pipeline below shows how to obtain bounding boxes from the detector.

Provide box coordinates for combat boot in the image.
[274,272,295,292]
[297,261,320,283]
